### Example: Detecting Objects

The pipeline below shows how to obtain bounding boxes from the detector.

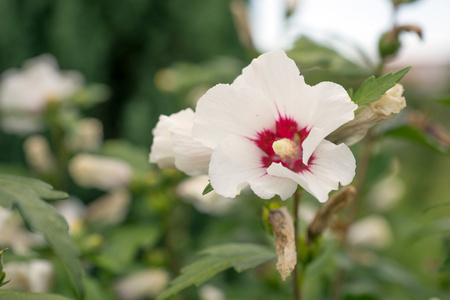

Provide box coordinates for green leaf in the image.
[437,97,450,106]
[157,243,276,300]
[384,125,449,154]
[0,174,83,298]
[287,37,370,79]
[0,290,74,300]
[94,225,160,273]
[352,66,411,106]
[101,139,149,172]
[202,182,214,195]
[440,255,450,272]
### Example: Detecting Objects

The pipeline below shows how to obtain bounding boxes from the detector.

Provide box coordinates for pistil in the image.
[272,138,301,162]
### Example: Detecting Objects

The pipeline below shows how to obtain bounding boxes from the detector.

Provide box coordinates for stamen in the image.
[272,138,300,161]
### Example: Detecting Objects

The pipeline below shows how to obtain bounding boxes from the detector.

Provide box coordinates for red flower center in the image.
[253,116,313,173]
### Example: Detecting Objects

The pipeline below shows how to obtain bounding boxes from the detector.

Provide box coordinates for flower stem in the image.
[293,188,302,300]
[331,129,376,300]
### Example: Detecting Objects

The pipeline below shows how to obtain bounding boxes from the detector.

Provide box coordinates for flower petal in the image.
[150,108,212,175]
[172,132,213,176]
[194,84,276,148]
[267,140,355,202]
[208,135,263,198]
[301,82,357,164]
[209,134,297,200]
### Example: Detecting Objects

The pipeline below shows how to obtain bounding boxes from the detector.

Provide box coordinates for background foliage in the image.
[0,0,450,299]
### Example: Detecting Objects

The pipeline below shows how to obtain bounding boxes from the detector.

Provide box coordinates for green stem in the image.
[331,129,376,300]
[293,188,302,300]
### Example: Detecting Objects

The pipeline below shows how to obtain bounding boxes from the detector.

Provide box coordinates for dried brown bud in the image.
[307,186,356,243]
[269,207,297,280]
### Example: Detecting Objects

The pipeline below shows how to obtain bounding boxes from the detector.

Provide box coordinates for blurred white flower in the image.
[86,188,131,225]
[0,54,83,134]
[176,175,237,215]
[347,215,393,250]
[23,135,56,175]
[328,84,406,146]
[67,118,103,152]
[53,196,86,234]
[199,284,225,300]
[3,259,54,293]
[193,51,356,202]
[0,206,46,254]
[150,108,213,176]
[114,268,170,300]
[368,175,405,212]
[68,154,132,191]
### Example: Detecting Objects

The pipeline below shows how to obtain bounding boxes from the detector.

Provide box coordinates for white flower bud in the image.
[176,175,237,215]
[115,269,170,300]
[328,84,406,146]
[347,215,393,250]
[3,259,54,293]
[86,188,131,225]
[67,118,103,152]
[23,135,56,175]
[0,207,46,254]
[68,154,132,191]
[199,284,226,300]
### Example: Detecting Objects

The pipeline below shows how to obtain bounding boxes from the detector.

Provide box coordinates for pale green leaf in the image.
[0,290,73,300]
[0,174,83,298]
[352,66,411,106]
[202,182,213,195]
[156,243,276,300]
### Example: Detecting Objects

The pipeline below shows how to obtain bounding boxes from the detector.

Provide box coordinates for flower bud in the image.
[379,25,422,59]
[68,154,132,190]
[67,118,103,152]
[328,84,406,146]
[308,186,356,243]
[347,215,393,250]
[3,259,54,293]
[269,206,296,280]
[115,268,170,300]
[23,135,56,175]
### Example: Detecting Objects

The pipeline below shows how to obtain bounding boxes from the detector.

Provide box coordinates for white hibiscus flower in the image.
[149,108,213,176]
[192,50,357,202]
[0,54,83,134]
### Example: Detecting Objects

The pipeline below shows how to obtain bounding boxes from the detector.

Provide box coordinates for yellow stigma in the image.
[272,138,300,161]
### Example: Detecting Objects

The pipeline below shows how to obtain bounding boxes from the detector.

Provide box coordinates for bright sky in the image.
[250,0,450,65]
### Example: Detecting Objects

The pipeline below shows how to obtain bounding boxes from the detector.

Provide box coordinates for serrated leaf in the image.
[157,243,276,300]
[202,182,213,195]
[352,66,411,106]
[0,290,74,300]
[0,174,83,298]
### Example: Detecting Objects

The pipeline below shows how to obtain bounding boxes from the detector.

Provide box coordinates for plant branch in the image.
[293,188,302,300]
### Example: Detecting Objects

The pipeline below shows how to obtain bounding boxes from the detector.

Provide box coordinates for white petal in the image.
[149,111,187,169]
[301,82,357,164]
[250,174,298,200]
[208,135,263,198]
[209,134,298,200]
[268,140,355,202]
[172,131,212,176]
[150,108,212,175]
[193,84,276,148]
